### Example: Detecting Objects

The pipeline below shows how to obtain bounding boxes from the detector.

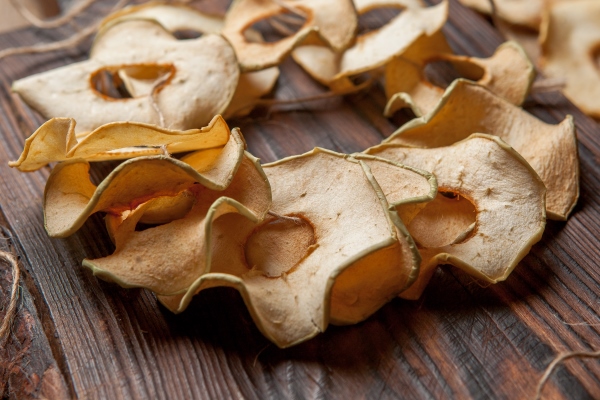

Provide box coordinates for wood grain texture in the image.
[0,0,599,399]
[0,209,70,400]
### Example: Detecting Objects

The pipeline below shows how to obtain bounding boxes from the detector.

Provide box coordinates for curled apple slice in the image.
[158,149,435,347]
[43,128,246,237]
[368,134,546,299]
[12,19,239,135]
[385,79,578,220]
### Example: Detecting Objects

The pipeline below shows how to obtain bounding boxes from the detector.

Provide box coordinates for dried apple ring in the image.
[222,0,357,71]
[540,0,600,118]
[368,134,546,298]
[384,41,535,117]
[12,19,239,135]
[155,149,436,347]
[99,2,280,118]
[9,115,230,172]
[385,79,578,220]
[292,0,449,89]
[43,128,246,237]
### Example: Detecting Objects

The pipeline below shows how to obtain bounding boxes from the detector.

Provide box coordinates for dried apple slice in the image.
[496,20,541,67]
[132,192,196,226]
[99,2,279,119]
[292,0,448,89]
[384,41,535,117]
[539,0,600,118]
[156,149,435,347]
[368,134,546,299]
[43,128,245,238]
[329,153,436,324]
[100,2,225,33]
[345,0,447,75]
[300,0,357,52]
[84,152,271,296]
[222,0,357,71]
[9,115,230,172]
[385,79,578,220]
[458,0,543,30]
[445,41,535,105]
[12,19,239,135]
[223,67,280,118]
[384,58,443,118]
[129,134,249,226]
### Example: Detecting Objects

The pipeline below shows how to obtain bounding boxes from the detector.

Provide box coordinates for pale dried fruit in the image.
[495,20,541,66]
[299,0,357,51]
[384,79,578,220]
[292,0,448,89]
[9,115,230,172]
[222,0,357,71]
[223,67,280,118]
[43,127,246,238]
[100,2,279,118]
[367,134,546,299]
[384,41,535,117]
[100,1,225,33]
[540,0,600,118]
[84,152,271,297]
[458,0,543,30]
[12,19,239,135]
[156,149,436,347]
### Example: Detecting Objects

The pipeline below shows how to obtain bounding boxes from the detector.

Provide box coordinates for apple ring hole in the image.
[424,59,485,89]
[245,11,307,43]
[357,7,403,37]
[408,190,477,248]
[245,214,315,278]
[593,43,600,71]
[172,29,203,40]
[90,63,176,100]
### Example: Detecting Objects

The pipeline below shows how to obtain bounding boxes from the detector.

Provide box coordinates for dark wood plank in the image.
[0,209,70,399]
[1,0,600,399]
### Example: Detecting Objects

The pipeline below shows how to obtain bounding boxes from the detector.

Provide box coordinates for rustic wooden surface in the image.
[1,0,600,398]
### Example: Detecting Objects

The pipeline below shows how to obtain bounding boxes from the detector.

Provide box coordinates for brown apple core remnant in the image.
[245,215,316,278]
[408,191,476,248]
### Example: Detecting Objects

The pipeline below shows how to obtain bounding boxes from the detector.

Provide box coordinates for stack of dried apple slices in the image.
[11,115,440,348]
[7,0,580,348]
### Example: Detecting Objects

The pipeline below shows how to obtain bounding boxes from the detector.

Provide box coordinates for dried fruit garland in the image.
[7,0,579,348]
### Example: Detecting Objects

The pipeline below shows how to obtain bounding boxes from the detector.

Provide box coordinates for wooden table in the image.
[1,0,600,398]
